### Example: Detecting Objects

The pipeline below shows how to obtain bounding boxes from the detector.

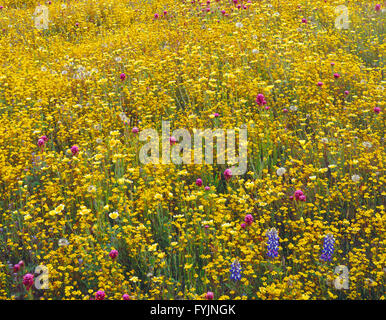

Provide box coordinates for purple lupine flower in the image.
[266,228,279,258]
[320,233,335,261]
[230,259,242,281]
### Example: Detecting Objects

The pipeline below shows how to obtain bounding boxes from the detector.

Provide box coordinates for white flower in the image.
[235,22,243,28]
[362,141,372,149]
[58,238,69,247]
[289,105,298,111]
[321,138,329,144]
[115,57,122,63]
[276,167,286,176]
[351,174,361,183]
[87,185,97,193]
[252,49,259,54]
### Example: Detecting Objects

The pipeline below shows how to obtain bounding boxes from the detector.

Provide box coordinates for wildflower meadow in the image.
[0,0,385,302]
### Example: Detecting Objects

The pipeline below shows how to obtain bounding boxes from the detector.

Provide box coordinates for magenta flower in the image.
[71,145,79,155]
[206,291,214,300]
[333,73,340,79]
[224,168,232,181]
[302,18,307,24]
[38,138,45,147]
[317,81,323,87]
[283,108,288,113]
[293,189,306,201]
[132,127,139,134]
[375,4,381,12]
[154,13,159,19]
[204,186,210,191]
[18,260,25,268]
[240,222,246,229]
[23,273,34,290]
[344,90,349,95]
[256,93,267,106]
[120,73,126,81]
[244,214,254,226]
[109,249,118,260]
[196,178,203,187]
[169,136,177,145]
[95,290,105,300]
[374,107,381,114]
[122,293,130,300]
[40,135,48,142]
[13,264,20,273]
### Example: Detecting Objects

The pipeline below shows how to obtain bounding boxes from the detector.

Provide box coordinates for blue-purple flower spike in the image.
[266,228,279,258]
[230,259,242,281]
[320,233,335,261]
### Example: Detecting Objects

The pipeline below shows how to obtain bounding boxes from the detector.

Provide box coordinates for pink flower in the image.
[18,260,25,268]
[256,93,267,106]
[109,249,118,260]
[40,135,48,142]
[330,62,335,66]
[169,136,177,145]
[240,223,246,229]
[374,107,381,114]
[71,145,79,155]
[375,4,381,12]
[38,138,45,147]
[120,73,126,81]
[317,81,323,87]
[244,214,254,226]
[214,112,219,117]
[294,189,304,200]
[283,108,288,113]
[206,291,214,300]
[196,178,203,187]
[132,127,139,134]
[344,90,349,95]
[302,18,307,23]
[13,264,20,273]
[224,168,232,181]
[154,13,159,19]
[204,225,209,229]
[333,73,340,79]
[299,195,306,202]
[204,186,210,191]
[95,290,105,300]
[163,10,168,15]
[23,273,34,290]
[122,294,130,300]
